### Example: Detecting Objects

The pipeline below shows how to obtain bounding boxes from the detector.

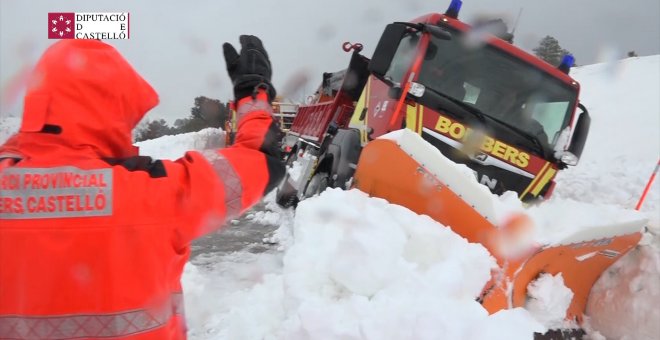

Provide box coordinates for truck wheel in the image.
[276,174,300,208]
[304,172,330,198]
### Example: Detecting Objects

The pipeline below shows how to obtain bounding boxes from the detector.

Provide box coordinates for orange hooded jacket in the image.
[0,40,284,339]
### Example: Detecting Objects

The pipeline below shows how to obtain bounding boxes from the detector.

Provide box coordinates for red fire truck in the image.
[275,3,643,338]
[278,1,590,207]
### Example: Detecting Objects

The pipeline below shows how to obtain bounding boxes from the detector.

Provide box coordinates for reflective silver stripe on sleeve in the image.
[236,98,273,121]
[0,293,183,339]
[0,152,22,159]
[202,152,243,219]
[0,166,113,219]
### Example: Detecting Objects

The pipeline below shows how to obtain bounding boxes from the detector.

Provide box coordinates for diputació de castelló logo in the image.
[48,12,129,39]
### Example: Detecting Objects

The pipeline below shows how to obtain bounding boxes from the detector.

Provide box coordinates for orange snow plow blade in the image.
[353,132,644,322]
[508,232,641,320]
[354,137,499,248]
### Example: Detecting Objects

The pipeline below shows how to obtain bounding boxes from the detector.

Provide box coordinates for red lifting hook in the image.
[342,42,364,53]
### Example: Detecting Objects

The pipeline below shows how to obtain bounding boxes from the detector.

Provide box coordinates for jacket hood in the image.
[13,39,158,159]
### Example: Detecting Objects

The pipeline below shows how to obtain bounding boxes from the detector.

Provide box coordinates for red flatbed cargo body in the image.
[288,96,355,144]
[287,51,369,146]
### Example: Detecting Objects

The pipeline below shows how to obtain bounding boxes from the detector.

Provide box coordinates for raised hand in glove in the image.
[223,35,276,103]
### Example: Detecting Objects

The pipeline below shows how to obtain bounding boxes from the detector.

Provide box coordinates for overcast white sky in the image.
[1,0,659,123]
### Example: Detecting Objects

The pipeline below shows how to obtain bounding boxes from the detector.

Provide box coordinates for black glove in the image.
[223,35,276,102]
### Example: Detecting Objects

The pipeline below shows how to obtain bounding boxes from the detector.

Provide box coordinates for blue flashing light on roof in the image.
[559,54,575,74]
[445,0,462,19]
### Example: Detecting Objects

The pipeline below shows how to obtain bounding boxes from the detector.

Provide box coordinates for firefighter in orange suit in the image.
[0,36,284,339]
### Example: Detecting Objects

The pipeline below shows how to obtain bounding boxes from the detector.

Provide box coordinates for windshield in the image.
[417,31,578,148]
[385,31,422,84]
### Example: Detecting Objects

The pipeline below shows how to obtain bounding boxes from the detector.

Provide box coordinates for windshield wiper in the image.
[419,86,486,123]
[417,86,547,157]
[464,102,548,158]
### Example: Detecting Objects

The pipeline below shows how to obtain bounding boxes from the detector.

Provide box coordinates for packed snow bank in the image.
[185,188,546,340]
[0,117,224,161]
[0,116,20,145]
[381,128,647,247]
[526,198,647,245]
[557,56,659,219]
[566,55,660,340]
[569,55,660,163]
[136,128,225,160]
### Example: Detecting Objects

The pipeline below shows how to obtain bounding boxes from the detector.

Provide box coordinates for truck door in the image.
[364,31,425,139]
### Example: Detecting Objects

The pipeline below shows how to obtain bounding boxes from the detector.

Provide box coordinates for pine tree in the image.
[533,36,572,66]
[133,96,231,141]
[167,96,231,135]
[134,119,173,141]
[190,96,227,128]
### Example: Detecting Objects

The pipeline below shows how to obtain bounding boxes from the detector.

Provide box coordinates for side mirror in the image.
[566,103,590,164]
[368,23,408,78]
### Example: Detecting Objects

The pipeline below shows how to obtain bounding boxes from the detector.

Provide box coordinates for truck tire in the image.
[276,176,300,208]
[276,144,302,208]
[303,172,330,198]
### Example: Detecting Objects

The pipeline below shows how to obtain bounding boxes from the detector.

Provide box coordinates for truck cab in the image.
[353,10,589,201]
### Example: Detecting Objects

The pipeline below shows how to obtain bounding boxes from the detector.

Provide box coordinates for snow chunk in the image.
[0,116,20,145]
[526,196,647,245]
[468,308,546,340]
[525,273,575,329]
[380,129,499,222]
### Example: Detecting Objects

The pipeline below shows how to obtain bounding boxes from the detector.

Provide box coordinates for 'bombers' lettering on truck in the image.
[434,115,530,168]
[0,167,113,219]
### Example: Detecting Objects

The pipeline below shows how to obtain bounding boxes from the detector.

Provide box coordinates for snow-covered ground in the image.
[136,128,226,160]
[1,56,658,339]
